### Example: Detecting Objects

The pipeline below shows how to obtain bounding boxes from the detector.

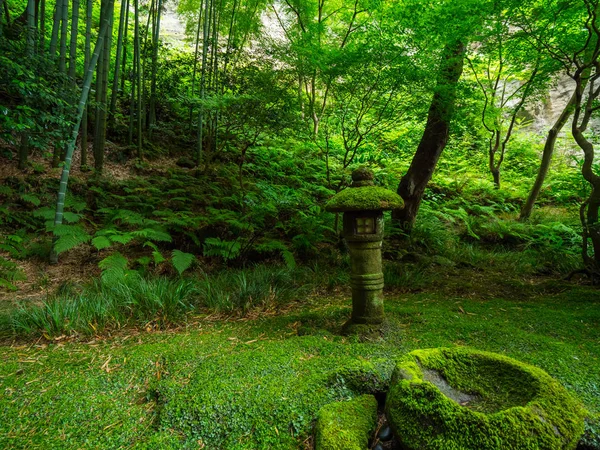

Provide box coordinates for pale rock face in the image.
[526,76,576,133]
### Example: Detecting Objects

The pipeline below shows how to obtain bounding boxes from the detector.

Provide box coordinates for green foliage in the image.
[8,274,197,336]
[0,256,26,291]
[171,250,195,276]
[52,224,91,255]
[98,252,130,284]
[203,237,241,261]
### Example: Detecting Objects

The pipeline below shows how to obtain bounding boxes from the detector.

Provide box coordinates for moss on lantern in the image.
[385,347,587,450]
[325,186,403,213]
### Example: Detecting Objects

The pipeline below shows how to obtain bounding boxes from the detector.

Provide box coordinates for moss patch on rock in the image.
[315,394,378,450]
[325,186,403,212]
[385,347,587,450]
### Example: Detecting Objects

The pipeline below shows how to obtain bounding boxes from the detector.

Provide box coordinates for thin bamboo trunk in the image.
[49,0,62,58]
[189,6,203,130]
[197,0,211,166]
[135,0,142,157]
[26,0,35,55]
[58,0,69,73]
[68,0,80,81]
[39,0,45,53]
[81,0,92,167]
[108,0,127,130]
[93,0,114,172]
[141,0,155,131]
[148,0,162,137]
[50,0,115,264]
[18,133,28,170]
[0,0,4,38]
[120,0,129,93]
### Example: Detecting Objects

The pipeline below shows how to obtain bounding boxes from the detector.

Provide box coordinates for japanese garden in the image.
[0,0,599,448]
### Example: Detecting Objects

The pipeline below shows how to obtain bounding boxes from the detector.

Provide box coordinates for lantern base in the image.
[341,319,384,340]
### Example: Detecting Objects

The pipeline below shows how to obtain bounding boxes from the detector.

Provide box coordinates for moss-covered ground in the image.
[1,281,599,449]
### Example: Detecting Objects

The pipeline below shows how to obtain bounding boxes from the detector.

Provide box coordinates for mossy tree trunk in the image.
[393,41,465,233]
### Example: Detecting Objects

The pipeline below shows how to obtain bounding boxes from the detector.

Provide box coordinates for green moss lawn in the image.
[1,285,599,449]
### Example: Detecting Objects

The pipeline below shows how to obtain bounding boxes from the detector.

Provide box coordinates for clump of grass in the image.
[196,266,306,312]
[7,274,197,336]
[3,264,350,338]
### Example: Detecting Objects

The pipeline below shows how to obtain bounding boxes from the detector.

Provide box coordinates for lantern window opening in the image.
[356,217,375,234]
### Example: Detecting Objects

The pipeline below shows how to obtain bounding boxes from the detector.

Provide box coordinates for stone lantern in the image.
[326,167,403,334]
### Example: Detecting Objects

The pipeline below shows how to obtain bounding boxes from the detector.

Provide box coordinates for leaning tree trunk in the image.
[50,0,115,263]
[520,90,578,220]
[393,41,466,233]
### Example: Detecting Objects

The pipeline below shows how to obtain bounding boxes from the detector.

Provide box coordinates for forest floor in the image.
[1,271,599,449]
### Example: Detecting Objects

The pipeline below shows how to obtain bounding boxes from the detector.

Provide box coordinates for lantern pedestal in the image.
[344,212,385,327]
[325,167,403,337]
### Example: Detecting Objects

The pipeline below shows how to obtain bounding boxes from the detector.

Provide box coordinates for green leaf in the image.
[20,193,41,206]
[172,250,195,275]
[98,252,128,284]
[62,211,82,223]
[52,225,91,254]
[152,251,166,265]
[282,250,296,269]
[91,236,112,250]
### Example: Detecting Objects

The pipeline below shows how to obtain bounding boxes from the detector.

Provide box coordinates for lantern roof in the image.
[325,168,404,213]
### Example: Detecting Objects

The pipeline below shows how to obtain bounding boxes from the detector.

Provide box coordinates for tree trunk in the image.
[26,0,35,54]
[80,0,92,168]
[49,0,62,59]
[148,0,162,138]
[197,0,211,166]
[38,0,45,53]
[520,90,577,220]
[58,0,69,73]
[108,0,127,131]
[0,0,4,38]
[120,0,129,93]
[18,133,28,170]
[93,0,114,172]
[68,0,79,81]
[135,0,142,157]
[393,41,466,232]
[50,0,115,263]
[189,5,203,130]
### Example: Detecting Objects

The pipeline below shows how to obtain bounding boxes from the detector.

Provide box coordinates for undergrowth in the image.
[3,264,349,338]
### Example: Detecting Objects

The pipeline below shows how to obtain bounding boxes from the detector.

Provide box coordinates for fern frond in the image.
[99,252,128,284]
[172,250,195,275]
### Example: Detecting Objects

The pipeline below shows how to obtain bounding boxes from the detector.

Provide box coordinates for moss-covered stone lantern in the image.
[326,167,403,333]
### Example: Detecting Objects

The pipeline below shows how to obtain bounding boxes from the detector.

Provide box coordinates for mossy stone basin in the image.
[385,347,587,450]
